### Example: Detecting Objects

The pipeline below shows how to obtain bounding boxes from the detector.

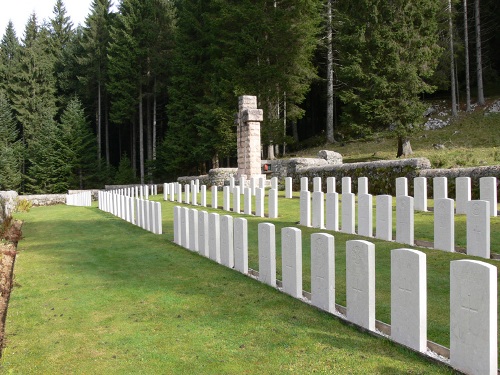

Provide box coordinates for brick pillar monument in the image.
[236,95,263,179]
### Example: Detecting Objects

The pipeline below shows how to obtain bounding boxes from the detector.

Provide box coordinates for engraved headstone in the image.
[313,177,322,192]
[376,195,392,241]
[325,192,339,231]
[480,177,498,217]
[255,187,265,217]
[201,185,207,207]
[311,233,335,313]
[285,177,293,198]
[223,186,231,212]
[244,187,252,215]
[341,193,355,234]
[220,215,234,268]
[312,191,324,229]
[198,211,209,257]
[188,209,198,252]
[391,249,427,352]
[450,260,497,375]
[414,177,427,212]
[434,198,455,252]
[466,200,490,258]
[234,218,248,274]
[358,177,368,195]
[346,240,375,331]
[396,196,414,245]
[258,223,276,287]
[395,177,407,197]
[233,186,241,214]
[281,227,303,298]
[211,186,218,209]
[327,177,336,194]
[342,177,351,194]
[300,177,309,192]
[181,207,190,248]
[208,213,220,263]
[358,193,373,237]
[268,188,278,219]
[433,177,448,200]
[300,190,311,227]
[456,177,471,215]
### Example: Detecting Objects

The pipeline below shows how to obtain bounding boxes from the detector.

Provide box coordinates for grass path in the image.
[0,201,455,374]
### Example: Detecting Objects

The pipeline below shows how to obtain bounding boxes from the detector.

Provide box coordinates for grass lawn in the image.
[0,197,458,374]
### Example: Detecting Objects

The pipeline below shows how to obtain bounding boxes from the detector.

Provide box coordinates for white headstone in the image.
[229,176,235,191]
[396,196,414,245]
[342,177,351,194]
[433,177,448,200]
[358,177,368,195]
[271,177,278,190]
[434,198,455,252]
[223,186,231,211]
[208,213,220,263]
[220,215,234,268]
[285,177,293,198]
[211,186,218,209]
[391,248,427,352]
[268,188,278,219]
[185,184,191,205]
[300,190,311,227]
[181,207,190,249]
[327,177,336,194]
[188,209,198,252]
[346,240,375,331]
[300,177,308,191]
[325,192,339,231]
[201,185,207,207]
[198,211,209,257]
[358,193,373,237]
[244,187,252,215]
[239,176,246,193]
[313,177,322,192]
[341,193,355,234]
[177,184,183,203]
[413,177,427,212]
[255,187,265,217]
[154,202,162,234]
[311,233,335,313]
[281,227,303,298]
[258,223,276,287]
[234,218,248,274]
[395,177,407,197]
[450,260,497,375]
[233,186,241,214]
[480,177,498,217]
[312,191,324,229]
[250,176,257,196]
[456,177,471,215]
[192,184,198,206]
[466,200,490,258]
[259,177,265,189]
[173,206,181,245]
[163,183,168,201]
[376,195,392,241]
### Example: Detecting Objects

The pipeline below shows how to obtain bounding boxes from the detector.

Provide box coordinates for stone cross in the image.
[236,96,264,179]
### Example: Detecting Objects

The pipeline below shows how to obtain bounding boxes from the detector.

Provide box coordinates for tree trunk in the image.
[326,0,335,143]
[396,136,413,158]
[153,83,157,162]
[475,0,485,105]
[464,0,471,111]
[105,101,110,166]
[292,120,298,142]
[139,88,144,184]
[212,152,219,169]
[97,81,102,164]
[146,94,152,162]
[449,0,458,116]
[131,120,136,174]
[268,144,275,160]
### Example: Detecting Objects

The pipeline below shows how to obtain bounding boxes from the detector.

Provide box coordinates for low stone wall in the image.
[293,158,432,195]
[418,165,500,199]
[20,194,67,206]
[178,169,237,188]
[68,189,101,200]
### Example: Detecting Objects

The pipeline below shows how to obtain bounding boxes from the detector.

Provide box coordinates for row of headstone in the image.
[229,175,268,196]
[173,206,249,273]
[301,176,493,259]
[172,211,497,374]
[397,176,498,216]
[109,184,158,200]
[66,191,92,207]
[165,181,279,219]
[98,190,162,234]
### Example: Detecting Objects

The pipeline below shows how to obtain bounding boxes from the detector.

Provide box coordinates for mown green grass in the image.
[1,199,455,374]
[163,189,500,361]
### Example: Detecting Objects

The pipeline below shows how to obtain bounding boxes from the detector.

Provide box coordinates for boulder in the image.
[0,191,18,223]
[318,150,343,165]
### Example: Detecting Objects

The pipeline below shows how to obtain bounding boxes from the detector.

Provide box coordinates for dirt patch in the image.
[0,220,22,358]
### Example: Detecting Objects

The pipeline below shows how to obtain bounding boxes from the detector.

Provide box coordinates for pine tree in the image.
[0,91,22,190]
[336,0,442,157]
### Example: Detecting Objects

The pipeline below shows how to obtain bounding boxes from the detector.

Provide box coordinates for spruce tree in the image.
[0,91,22,190]
[0,21,20,105]
[336,0,442,157]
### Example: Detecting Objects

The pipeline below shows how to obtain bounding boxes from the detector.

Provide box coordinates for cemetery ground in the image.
[1,192,499,373]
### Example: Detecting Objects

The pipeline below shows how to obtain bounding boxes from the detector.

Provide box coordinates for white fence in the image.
[173,205,497,374]
[98,190,162,234]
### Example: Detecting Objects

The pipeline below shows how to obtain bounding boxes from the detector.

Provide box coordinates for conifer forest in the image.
[0,0,499,193]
